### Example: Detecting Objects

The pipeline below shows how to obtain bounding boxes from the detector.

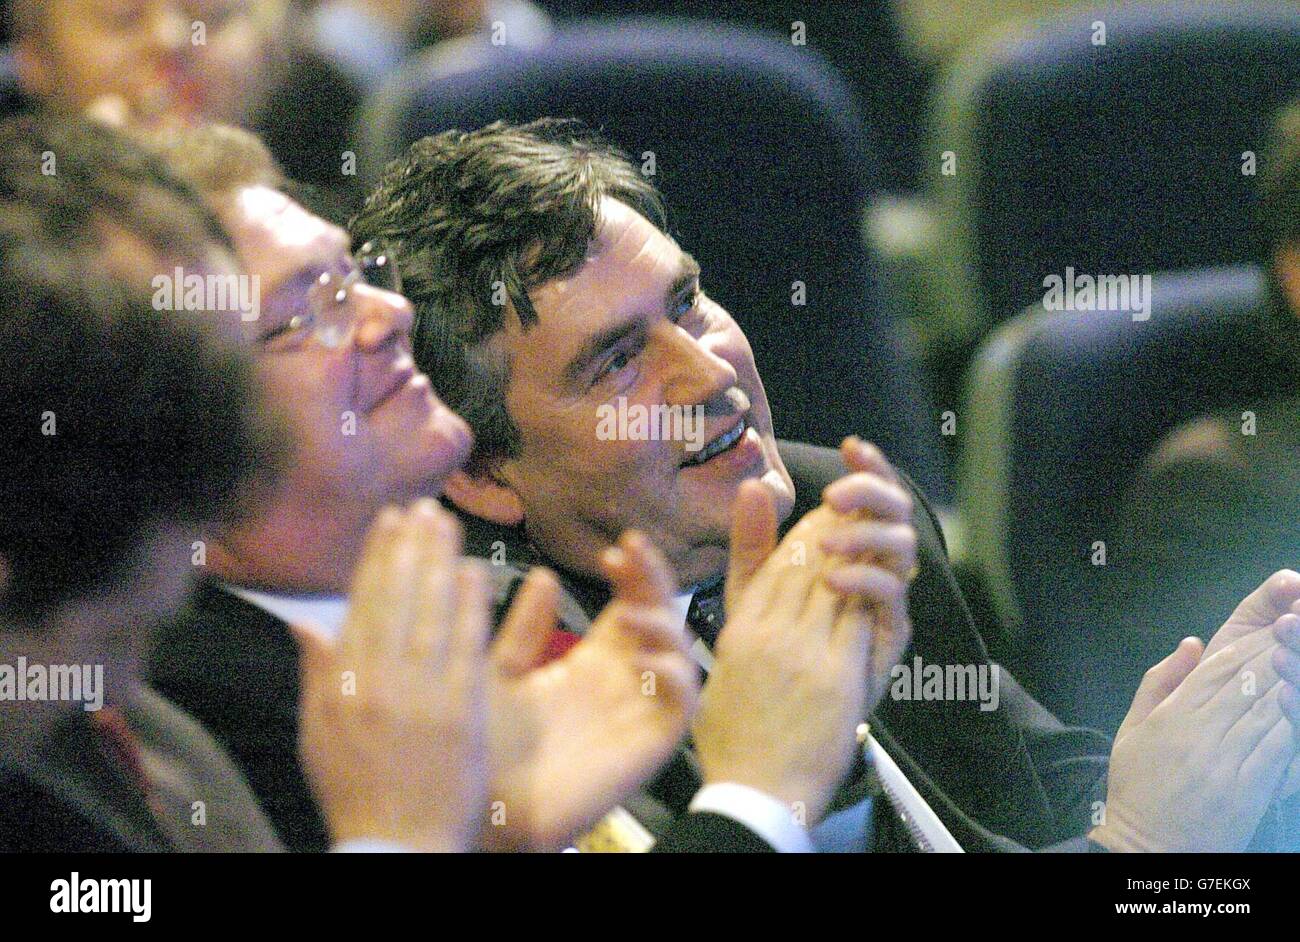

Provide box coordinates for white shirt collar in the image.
[225,586,349,641]
[223,585,717,668]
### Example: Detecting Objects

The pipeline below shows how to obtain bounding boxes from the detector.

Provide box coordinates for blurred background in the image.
[6,0,1300,736]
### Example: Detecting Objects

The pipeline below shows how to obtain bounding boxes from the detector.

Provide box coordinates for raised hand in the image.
[482,531,699,851]
[295,500,491,853]
[693,438,916,824]
[1092,570,1300,852]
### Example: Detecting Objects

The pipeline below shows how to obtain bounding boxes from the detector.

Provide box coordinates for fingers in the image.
[604,530,676,608]
[818,522,917,575]
[1271,615,1300,687]
[1184,628,1279,713]
[446,560,493,675]
[592,532,689,655]
[1122,636,1204,733]
[726,479,779,607]
[635,649,702,712]
[1230,681,1296,790]
[290,621,334,703]
[1282,680,1300,729]
[824,562,906,602]
[490,566,560,677]
[404,501,464,661]
[821,471,913,522]
[1204,569,1300,659]
[1250,569,1300,623]
[1273,609,1300,654]
[840,436,900,485]
[602,603,692,657]
[340,506,406,666]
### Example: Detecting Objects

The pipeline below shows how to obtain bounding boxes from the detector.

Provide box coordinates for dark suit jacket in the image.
[147,558,762,852]
[471,441,1112,852]
[0,687,280,852]
[150,588,332,852]
[151,441,1110,852]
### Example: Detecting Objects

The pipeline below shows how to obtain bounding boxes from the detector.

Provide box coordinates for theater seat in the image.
[924,1,1300,350]
[356,17,948,497]
[958,264,1299,663]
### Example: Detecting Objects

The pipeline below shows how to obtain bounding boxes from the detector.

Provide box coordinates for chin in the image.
[419,436,472,495]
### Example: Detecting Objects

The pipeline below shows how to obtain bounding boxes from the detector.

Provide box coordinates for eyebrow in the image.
[560,253,703,384]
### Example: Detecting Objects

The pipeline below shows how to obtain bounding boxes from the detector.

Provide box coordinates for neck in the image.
[209,498,373,596]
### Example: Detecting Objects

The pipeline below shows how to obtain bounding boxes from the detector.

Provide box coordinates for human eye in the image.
[671,288,709,337]
[592,342,640,388]
[256,313,312,348]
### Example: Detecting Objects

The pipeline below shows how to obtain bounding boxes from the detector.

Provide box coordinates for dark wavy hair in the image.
[0,208,280,621]
[350,118,666,464]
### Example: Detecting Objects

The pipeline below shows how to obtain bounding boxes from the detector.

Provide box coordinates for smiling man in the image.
[142,124,715,853]
[451,193,797,589]
[351,118,1300,853]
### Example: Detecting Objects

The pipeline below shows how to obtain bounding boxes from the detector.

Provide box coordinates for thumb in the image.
[1121,636,1204,734]
[489,566,559,677]
[726,478,777,611]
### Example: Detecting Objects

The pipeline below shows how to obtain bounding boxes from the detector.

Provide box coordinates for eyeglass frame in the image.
[252,240,402,351]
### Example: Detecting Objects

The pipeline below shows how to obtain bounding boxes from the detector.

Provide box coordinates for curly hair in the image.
[349,118,666,463]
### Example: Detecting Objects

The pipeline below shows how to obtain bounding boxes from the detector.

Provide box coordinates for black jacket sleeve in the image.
[652,812,777,853]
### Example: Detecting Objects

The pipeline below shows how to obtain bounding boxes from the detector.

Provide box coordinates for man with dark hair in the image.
[142,123,746,853]
[0,172,290,849]
[351,117,1300,852]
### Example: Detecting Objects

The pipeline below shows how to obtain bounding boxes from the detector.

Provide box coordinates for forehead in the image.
[222,185,349,285]
[527,198,682,324]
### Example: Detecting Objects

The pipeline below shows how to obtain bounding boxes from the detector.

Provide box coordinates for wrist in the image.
[1088,818,1157,853]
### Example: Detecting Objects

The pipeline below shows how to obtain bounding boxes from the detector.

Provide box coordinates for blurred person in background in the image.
[8,0,353,209]
[0,110,289,850]
[9,0,288,129]
[309,0,551,91]
[0,112,507,854]
[1039,102,1300,761]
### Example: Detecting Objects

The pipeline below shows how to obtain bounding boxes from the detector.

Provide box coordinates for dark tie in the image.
[684,575,726,646]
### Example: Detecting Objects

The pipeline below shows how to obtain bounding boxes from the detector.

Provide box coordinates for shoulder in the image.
[147,581,300,708]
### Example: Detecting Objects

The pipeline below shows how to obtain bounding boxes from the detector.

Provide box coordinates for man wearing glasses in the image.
[145,124,711,852]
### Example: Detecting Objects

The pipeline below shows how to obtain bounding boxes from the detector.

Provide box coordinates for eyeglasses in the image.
[255,240,402,351]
